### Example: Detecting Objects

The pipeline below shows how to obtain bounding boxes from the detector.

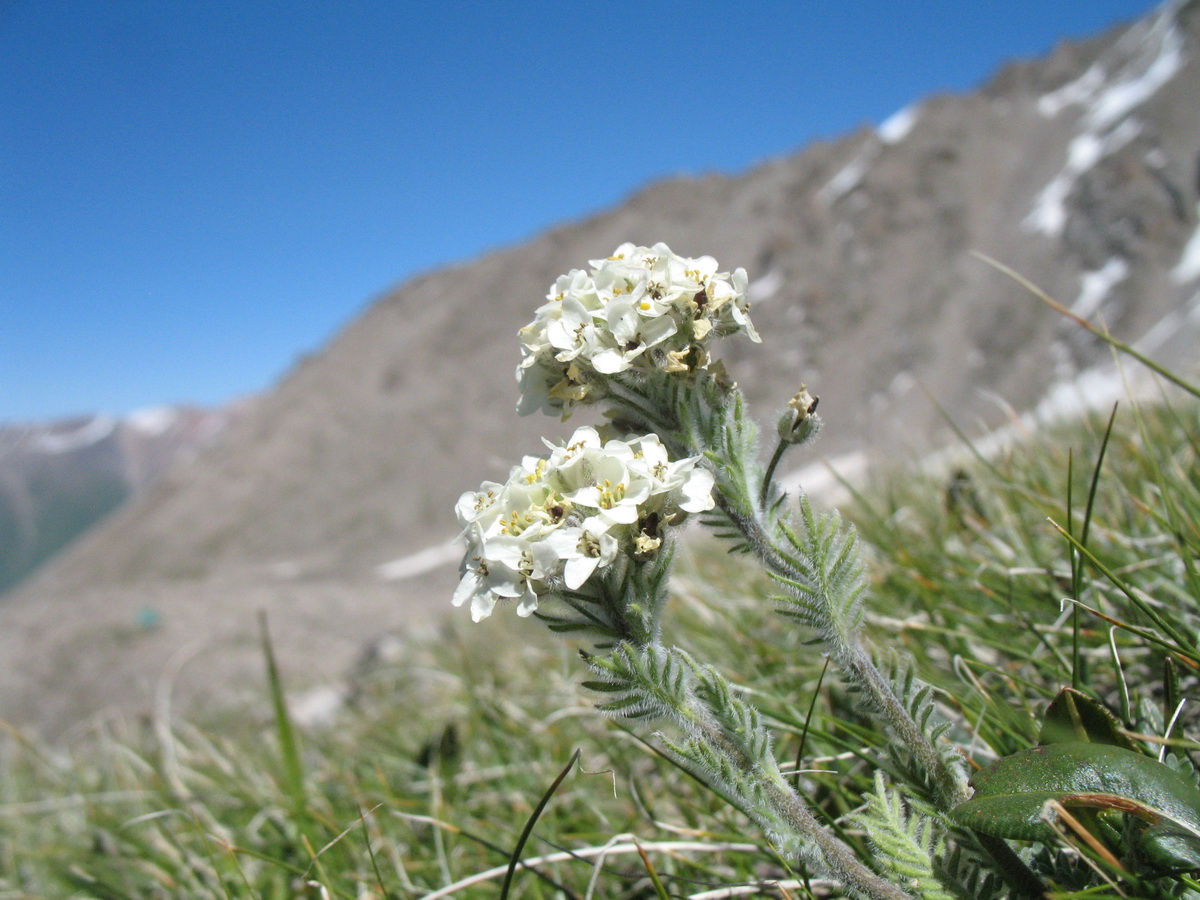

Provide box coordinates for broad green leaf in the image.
[1039,687,1138,750]
[952,742,1200,873]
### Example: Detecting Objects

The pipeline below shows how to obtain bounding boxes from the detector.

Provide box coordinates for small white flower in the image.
[453,535,528,622]
[544,296,598,361]
[515,243,761,417]
[453,528,560,621]
[558,448,649,526]
[543,424,605,464]
[543,517,619,590]
[454,481,505,531]
[451,425,716,618]
[709,268,760,343]
[590,299,679,374]
[626,434,716,516]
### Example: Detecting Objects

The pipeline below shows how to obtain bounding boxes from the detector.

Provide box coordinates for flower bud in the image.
[777,385,822,446]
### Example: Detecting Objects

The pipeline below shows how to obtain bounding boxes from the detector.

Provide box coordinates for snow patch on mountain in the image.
[1086,7,1185,130]
[1024,118,1142,236]
[1172,205,1200,283]
[33,415,117,454]
[127,406,180,436]
[878,104,919,144]
[748,269,784,304]
[1025,5,1186,238]
[1035,366,1129,422]
[816,110,919,206]
[1037,5,1185,125]
[1071,257,1129,318]
[1136,286,1200,352]
[377,541,462,582]
[1039,64,1107,117]
[817,145,875,206]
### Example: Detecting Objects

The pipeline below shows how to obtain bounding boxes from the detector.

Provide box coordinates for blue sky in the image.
[0,0,1161,422]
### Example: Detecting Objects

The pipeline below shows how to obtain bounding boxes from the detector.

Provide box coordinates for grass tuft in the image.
[2,389,1198,897]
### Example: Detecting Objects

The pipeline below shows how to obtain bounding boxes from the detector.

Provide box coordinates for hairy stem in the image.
[747,502,967,809]
[690,709,914,900]
[839,643,969,807]
[685,387,969,811]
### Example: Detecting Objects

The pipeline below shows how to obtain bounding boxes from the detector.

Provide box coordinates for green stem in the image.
[691,711,913,900]
[693,389,969,811]
[766,783,914,900]
[760,438,789,508]
[753,501,968,809]
[839,643,969,807]
[607,378,679,436]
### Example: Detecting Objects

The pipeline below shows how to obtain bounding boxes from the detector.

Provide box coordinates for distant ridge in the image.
[0,404,245,594]
[4,0,1198,736]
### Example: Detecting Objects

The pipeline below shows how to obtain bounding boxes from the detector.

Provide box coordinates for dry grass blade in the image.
[971,251,1200,399]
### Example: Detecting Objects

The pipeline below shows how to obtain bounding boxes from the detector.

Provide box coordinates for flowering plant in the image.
[456,243,948,899]
[451,244,1200,899]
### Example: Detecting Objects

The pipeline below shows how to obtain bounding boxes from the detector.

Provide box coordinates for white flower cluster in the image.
[454,426,715,622]
[517,242,761,417]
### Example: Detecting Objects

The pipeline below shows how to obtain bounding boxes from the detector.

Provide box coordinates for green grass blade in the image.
[1048,520,1200,662]
[259,611,307,813]
[1072,404,1119,690]
[794,656,830,776]
[633,839,671,899]
[499,748,581,900]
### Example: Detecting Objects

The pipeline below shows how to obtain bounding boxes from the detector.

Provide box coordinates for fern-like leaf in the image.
[851,773,957,900]
[582,642,694,722]
[770,496,868,642]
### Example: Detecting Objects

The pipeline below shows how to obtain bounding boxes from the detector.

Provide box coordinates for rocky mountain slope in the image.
[4,0,1199,737]
[0,405,245,594]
